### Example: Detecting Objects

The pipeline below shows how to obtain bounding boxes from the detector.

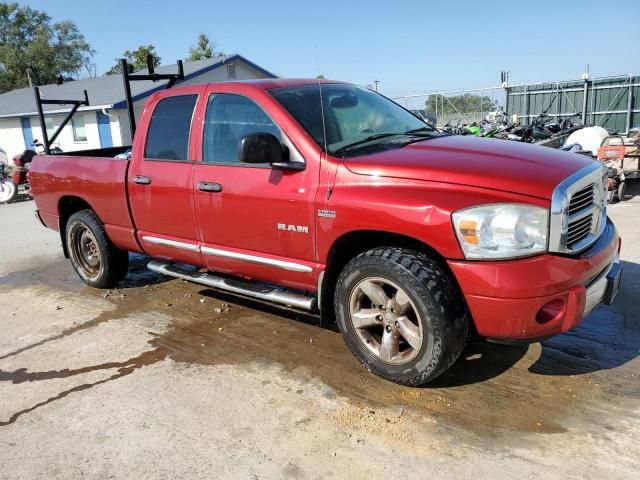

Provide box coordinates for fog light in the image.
[536,299,565,324]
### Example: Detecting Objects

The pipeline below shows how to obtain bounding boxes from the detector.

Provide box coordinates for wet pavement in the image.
[1,198,639,479]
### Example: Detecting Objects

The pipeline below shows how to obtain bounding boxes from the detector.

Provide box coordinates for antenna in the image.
[315,46,332,199]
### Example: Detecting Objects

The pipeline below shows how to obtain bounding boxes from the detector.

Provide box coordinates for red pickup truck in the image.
[30,79,622,385]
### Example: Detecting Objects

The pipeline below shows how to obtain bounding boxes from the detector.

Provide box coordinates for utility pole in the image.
[581,64,590,125]
[373,80,380,92]
[25,68,35,88]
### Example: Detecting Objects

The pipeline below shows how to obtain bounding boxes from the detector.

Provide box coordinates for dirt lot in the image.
[1,194,639,479]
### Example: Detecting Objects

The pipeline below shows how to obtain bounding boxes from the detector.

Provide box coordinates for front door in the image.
[128,90,204,266]
[192,91,317,291]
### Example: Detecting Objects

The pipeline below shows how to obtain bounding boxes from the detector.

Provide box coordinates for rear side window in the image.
[145,95,197,160]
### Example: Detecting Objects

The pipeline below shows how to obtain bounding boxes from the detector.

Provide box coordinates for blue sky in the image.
[18,0,640,96]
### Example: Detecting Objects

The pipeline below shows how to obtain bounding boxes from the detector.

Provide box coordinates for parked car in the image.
[29,79,622,386]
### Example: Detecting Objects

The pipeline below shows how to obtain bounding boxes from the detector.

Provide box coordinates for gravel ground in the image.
[0,193,639,480]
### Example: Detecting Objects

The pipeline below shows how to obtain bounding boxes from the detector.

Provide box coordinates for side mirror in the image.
[239,133,303,171]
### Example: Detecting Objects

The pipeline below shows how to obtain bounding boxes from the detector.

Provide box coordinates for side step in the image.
[147,260,316,311]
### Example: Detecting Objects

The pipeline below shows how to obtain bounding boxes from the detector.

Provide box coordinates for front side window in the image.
[202,94,281,164]
[270,84,433,155]
[145,95,198,160]
[72,115,87,142]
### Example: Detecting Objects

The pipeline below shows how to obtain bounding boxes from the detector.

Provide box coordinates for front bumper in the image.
[448,218,621,340]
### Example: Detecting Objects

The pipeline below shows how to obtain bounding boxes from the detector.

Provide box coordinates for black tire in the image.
[0,179,18,204]
[334,247,468,386]
[65,209,129,288]
[617,181,626,202]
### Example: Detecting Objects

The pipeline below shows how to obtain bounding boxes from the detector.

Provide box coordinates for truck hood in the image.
[343,135,596,199]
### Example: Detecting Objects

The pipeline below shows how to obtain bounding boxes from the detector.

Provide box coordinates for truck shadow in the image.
[118,254,173,289]
[197,288,530,387]
[529,259,640,376]
[195,259,640,386]
[429,340,529,388]
[122,254,640,386]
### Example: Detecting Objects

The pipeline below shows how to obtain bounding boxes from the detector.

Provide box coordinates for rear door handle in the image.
[198,181,223,193]
[133,175,151,185]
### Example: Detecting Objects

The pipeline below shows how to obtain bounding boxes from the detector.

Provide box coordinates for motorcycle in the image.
[32,139,63,155]
[0,148,37,204]
[0,161,18,204]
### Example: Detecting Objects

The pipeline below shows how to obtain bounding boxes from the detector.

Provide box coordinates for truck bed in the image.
[29,149,140,254]
[48,146,131,158]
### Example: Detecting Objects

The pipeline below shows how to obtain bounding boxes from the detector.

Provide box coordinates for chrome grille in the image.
[567,211,593,247]
[568,185,594,215]
[549,162,607,254]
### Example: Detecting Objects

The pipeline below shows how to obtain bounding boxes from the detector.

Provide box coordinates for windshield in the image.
[270,83,434,155]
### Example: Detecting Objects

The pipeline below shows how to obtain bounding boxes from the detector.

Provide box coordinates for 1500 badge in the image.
[277,224,309,233]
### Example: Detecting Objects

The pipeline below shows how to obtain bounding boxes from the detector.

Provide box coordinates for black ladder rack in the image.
[120,55,185,140]
[33,87,89,155]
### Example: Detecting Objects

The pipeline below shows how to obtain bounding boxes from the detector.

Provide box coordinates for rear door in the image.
[128,88,204,265]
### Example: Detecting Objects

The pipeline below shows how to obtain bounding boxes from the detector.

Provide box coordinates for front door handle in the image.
[133,175,152,185]
[198,181,223,193]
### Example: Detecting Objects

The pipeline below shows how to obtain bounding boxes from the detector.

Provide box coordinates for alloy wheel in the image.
[348,277,424,365]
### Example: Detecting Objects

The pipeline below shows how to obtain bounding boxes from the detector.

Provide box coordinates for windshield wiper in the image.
[332,133,401,156]
[403,126,436,135]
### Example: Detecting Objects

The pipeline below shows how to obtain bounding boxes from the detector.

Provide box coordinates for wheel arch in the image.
[58,196,97,258]
[319,230,456,324]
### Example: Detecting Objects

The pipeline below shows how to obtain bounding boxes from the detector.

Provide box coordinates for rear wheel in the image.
[66,210,129,288]
[334,247,468,386]
[0,179,17,204]
[617,181,626,202]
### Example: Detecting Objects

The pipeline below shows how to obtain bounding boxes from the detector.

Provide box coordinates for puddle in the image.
[1,254,639,439]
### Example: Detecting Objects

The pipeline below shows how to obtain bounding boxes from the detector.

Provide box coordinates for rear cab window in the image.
[145,95,198,161]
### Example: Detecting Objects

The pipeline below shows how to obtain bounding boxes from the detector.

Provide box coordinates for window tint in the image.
[203,94,280,164]
[270,87,325,147]
[145,95,197,160]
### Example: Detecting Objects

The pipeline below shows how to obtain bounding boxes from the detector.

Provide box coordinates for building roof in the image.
[0,54,276,118]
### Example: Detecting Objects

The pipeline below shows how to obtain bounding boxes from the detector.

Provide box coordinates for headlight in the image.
[452,204,548,259]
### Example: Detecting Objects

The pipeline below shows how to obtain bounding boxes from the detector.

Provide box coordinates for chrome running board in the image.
[147,260,316,311]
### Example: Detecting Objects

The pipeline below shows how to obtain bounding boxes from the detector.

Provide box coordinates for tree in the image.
[316,74,325,80]
[106,45,161,75]
[0,2,94,93]
[186,33,224,61]
[425,93,496,115]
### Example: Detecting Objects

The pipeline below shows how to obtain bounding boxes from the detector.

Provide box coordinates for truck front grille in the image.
[549,163,607,254]
[567,209,593,247]
[568,185,595,215]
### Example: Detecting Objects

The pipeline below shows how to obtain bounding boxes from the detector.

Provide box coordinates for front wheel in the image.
[66,209,129,288]
[334,247,468,386]
[0,179,17,204]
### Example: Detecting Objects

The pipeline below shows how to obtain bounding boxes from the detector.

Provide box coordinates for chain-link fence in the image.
[392,87,506,128]
[390,73,639,132]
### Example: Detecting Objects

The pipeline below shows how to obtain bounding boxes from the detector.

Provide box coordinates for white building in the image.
[0,55,276,164]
